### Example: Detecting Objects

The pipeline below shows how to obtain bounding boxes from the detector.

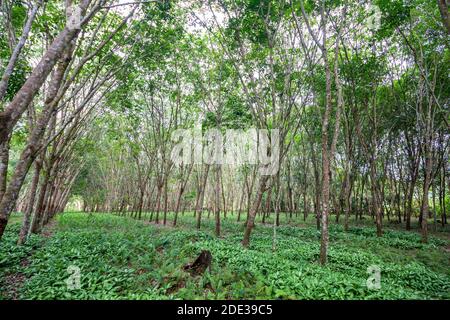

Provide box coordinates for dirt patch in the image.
[142,220,189,230]
[2,272,27,300]
[20,258,30,268]
[135,268,148,275]
[166,279,186,294]
[41,219,57,238]
[1,218,57,299]
[204,282,215,292]
[150,279,159,287]
[1,256,29,300]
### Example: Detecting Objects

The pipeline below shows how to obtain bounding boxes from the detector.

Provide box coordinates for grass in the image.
[0,211,449,300]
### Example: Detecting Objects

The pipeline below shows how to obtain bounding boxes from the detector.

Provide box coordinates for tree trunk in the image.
[196,164,209,229]
[214,165,221,237]
[242,176,268,247]
[18,159,42,244]
[0,1,94,146]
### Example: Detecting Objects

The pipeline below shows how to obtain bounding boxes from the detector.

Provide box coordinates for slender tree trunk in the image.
[0,0,42,100]
[237,182,245,222]
[196,164,209,229]
[242,176,269,247]
[18,159,42,244]
[437,0,450,34]
[0,1,94,146]
[163,176,168,225]
[319,13,333,264]
[0,136,11,202]
[263,185,272,224]
[214,165,221,237]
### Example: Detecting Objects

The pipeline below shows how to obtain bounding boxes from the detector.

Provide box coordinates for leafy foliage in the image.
[1,213,448,300]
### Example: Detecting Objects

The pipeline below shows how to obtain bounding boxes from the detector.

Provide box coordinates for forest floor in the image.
[0,211,449,300]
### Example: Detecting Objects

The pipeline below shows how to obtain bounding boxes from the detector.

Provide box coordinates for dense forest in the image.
[0,0,449,300]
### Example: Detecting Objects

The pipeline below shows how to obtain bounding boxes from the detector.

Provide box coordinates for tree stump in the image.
[183,250,212,276]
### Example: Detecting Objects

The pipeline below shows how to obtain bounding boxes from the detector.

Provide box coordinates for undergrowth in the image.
[0,212,449,300]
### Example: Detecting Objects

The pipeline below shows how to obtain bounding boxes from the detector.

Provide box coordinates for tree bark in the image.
[437,0,450,34]
[0,0,42,100]
[0,0,94,146]
[18,159,42,244]
[242,176,269,247]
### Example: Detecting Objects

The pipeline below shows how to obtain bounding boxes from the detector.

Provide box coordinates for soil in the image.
[1,219,57,299]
